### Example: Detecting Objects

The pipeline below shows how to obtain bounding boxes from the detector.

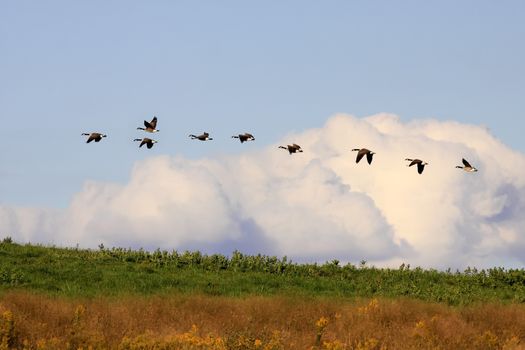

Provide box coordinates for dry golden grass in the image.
[1,291,525,349]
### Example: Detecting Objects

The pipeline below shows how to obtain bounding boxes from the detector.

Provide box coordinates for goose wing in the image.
[417,163,425,174]
[356,150,366,163]
[408,159,421,167]
[139,138,152,147]
[366,152,374,164]
[462,158,472,168]
[86,133,100,143]
[149,116,157,129]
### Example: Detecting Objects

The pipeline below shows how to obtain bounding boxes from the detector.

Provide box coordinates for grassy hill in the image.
[2,238,525,349]
[1,238,525,305]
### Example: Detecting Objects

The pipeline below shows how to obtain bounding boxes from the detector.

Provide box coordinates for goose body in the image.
[137,116,159,133]
[82,132,107,143]
[232,133,255,143]
[405,158,428,174]
[456,158,478,172]
[134,138,158,149]
[352,148,375,164]
[279,144,303,155]
[189,132,213,141]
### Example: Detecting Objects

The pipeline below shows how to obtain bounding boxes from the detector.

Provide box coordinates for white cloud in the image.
[1,113,525,268]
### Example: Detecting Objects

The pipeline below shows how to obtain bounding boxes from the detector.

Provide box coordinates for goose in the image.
[352,148,375,164]
[405,158,428,174]
[82,132,107,143]
[189,132,213,141]
[133,138,158,149]
[456,158,478,172]
[232,133,255,143]
[279,144,303,155]
[137,116,159,133]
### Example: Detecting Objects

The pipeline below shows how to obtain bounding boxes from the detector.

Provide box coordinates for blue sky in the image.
[1,0,525,208]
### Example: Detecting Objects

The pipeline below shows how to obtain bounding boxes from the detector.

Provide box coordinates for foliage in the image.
[0,311,16,349]
[1,293,525,349]
[1,240,525,305]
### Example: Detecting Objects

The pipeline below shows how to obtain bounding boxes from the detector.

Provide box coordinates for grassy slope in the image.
[1,240,525,305]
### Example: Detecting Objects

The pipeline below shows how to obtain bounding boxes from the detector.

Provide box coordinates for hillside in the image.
[1,238,525,305]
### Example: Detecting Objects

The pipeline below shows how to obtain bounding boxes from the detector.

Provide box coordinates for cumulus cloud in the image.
[1,113,525,268]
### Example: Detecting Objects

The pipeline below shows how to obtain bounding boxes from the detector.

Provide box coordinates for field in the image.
[1,238,525,349]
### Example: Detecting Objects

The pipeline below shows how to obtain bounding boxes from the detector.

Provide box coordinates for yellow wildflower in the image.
[316,316,329,329]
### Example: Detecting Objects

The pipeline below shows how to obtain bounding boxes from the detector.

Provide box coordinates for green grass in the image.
[1,238,525,305]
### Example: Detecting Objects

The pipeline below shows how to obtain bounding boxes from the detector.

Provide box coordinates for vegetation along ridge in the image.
[1,238,524,305]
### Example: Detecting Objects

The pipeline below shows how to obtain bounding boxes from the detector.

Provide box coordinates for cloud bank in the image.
[2,114,525,268]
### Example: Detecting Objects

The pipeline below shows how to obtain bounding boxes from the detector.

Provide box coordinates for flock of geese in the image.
[82,116,479,175]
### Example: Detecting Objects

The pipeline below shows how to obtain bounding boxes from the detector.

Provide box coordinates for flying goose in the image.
[279,144,303,155]
[232,133,255,143]
[133,138,158,149]
[405,158,429,174]
[456,158,478,172]
[82,132,107,143]
[189,132,213,141]
[352,148,375,164]
[137,116,159,133]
